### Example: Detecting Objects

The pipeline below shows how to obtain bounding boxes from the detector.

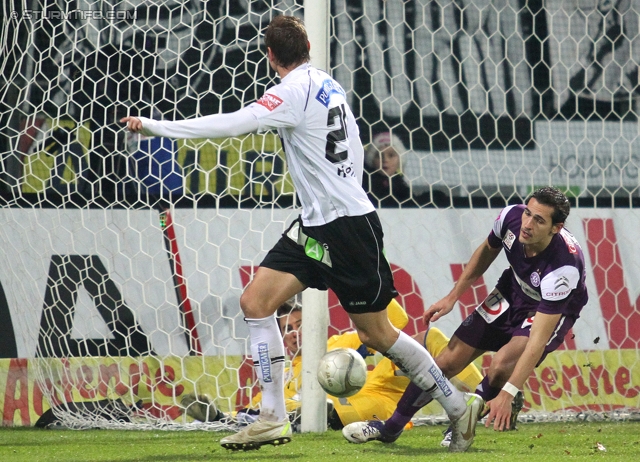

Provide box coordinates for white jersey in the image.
[137,63,374,226]
[244,64,374,226]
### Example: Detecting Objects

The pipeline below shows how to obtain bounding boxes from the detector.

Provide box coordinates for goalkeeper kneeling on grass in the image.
[182,299,482,441]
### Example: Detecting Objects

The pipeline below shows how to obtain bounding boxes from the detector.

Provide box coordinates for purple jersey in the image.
[487,204,588,321]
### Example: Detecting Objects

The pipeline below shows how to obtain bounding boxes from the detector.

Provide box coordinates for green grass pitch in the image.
[1,422,639,461]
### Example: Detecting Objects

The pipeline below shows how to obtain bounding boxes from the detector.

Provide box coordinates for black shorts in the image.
[260,212,397,314]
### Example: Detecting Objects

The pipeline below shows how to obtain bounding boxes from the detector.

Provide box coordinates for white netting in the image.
[0,0,639,431]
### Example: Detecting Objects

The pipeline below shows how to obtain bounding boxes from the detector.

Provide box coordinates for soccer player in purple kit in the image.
[343,187,588,444]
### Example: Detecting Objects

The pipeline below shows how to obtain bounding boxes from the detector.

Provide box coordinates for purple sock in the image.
[385,382,434,434]
[475,375,501,401]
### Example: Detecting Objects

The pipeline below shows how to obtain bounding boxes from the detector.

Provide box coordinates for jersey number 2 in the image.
[325,104,348,164]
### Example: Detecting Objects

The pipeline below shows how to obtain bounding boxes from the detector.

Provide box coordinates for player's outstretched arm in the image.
[119,108,260,139]
[484,311,561,431]
[424,238,501,325]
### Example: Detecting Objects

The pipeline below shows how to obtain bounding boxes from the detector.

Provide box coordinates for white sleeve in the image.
[492,204,518,239]
[138,107,260,139]
[244,87,304,132]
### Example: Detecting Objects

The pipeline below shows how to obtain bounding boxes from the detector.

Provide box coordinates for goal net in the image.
[0,0,639,431]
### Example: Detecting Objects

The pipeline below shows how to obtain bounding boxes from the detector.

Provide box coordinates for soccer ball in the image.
[317,348,367,398]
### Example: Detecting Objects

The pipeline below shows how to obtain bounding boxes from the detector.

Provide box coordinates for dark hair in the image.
[264,15,310,68]
[276,301,301,336]
[276,301,301,319]
[526,187,570,224]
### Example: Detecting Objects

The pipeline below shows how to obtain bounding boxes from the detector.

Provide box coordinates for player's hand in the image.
[120,116,143,133]
[423,297,455,325]
[484,390,513,431]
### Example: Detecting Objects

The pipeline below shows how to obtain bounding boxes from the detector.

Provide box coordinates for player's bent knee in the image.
[240,288,289,319]
[238,292,253,316]
[239,292,271,319]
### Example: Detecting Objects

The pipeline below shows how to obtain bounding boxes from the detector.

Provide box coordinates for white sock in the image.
[246,315,286,422]
[385,331,466,419]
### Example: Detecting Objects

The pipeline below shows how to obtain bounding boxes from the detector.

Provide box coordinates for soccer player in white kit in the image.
[122,15,482,452]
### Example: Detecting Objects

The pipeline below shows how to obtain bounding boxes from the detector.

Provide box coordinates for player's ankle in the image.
[383,418,406,437]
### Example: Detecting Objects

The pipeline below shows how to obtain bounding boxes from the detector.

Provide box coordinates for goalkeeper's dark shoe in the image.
[181,393,223,422]
[327,399,345,430]
[289,399,338,433]
[507,391,524,431]
[342,420,402,444]
[220,418,292,450]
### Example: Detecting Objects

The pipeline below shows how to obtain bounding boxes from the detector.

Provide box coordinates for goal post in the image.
[300,0,331,434]
[0,0,639,433]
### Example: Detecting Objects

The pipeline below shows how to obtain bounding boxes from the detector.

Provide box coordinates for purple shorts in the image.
[454,289,576,365]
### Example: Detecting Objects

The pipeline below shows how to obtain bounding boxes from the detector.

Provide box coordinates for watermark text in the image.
[12,10,137,20]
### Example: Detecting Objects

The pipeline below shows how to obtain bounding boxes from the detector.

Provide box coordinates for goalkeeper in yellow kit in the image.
[243,299,482,430]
